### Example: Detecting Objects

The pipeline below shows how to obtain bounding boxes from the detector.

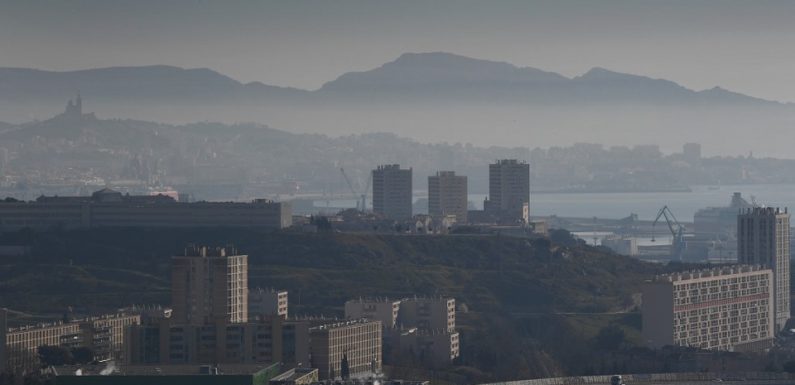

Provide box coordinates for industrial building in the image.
[0,188,292,232]
[485,159,530,224]
[737,207,790,332]
[642,265,774,352]
[428,171,468,224]
[372,165,413,220]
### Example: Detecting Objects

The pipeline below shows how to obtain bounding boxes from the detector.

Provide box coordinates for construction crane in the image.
[340,168,369,212]
[651,205,686,261]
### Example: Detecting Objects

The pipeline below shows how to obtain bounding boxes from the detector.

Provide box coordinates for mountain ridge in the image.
[0,52,783,105]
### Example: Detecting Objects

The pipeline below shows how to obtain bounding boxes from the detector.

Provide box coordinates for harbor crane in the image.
[651,205,686,261]
[340,168,370,212]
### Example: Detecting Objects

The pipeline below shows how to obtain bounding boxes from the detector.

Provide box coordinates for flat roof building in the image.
[642,265,774,352]
[344,298,401,330]
[250,288,288,320]
[0,189,291,232]
[309,319,382,380]
[372,165,412,220]
[486,159,529,224]
[738,207,790,332]
[428,171,467,224]
[171,246,248,325]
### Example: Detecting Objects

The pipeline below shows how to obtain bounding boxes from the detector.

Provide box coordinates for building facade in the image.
[3,311,140,372]
[428,171,467,224]
[171,246,248,325]
[344,298,401,329]
[737,207,791,332]
[125,318,283,365]
[397,297,455,333]
[642,266,774,352]
[486,159,530,224]
[372,165,412,220]
[0,189,292,232]
[249,288,288,320]
[309,319,382,380]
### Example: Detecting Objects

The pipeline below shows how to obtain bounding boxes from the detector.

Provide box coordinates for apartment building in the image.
[2,311,140,372]
[642,265,774,352]
[428,171,468,224]
[344,298,401,329]
[249,288,288,320]
[309,319,382,380]
[737,207,791,332]
[398,297,455,333]
[171,246,248,325]
[486,159,530,224]
[372,165,412,220]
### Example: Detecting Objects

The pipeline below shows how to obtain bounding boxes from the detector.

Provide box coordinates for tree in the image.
[37,345,73,366]
[594,325,626,351]
[340,353,350,380]
[70,347,94,364]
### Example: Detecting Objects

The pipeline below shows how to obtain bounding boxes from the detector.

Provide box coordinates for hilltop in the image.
[0,228,674,381]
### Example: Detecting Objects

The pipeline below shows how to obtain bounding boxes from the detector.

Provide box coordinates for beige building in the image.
[171,246,248,325]
[738,207,791,332]
[249,288,288,320]
[344,298,401,329]
[398,297,455,333]
[309,319,382,380]
[3,311,140,372]
[428,171,468,224]
[0,189,291,231]
[372,165,412,220]
[642,265,774,352]
[486,159,530,224]
[391,328,460,367]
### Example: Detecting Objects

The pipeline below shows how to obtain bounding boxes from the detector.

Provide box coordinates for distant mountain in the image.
[0,52,792,155]
[0,65,308,102]
[0,52,780,106]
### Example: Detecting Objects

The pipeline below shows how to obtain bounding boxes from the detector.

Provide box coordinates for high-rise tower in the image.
[372,164,413,220]
[171,245,248,325]
[738,207,790,332]
[428,171,468,223]
[486,159,530,223]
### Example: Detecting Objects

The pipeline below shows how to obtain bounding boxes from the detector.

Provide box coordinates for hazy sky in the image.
[3,0,795,101]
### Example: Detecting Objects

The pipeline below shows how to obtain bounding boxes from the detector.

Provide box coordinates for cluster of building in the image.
[372,159,530,226]
[2,245,458,382]
[0,188,292,231]
[643,206,790,352]
[345,296,459,367]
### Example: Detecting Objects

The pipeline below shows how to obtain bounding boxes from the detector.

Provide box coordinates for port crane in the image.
[340,168,371,212]
[651,205,686,261]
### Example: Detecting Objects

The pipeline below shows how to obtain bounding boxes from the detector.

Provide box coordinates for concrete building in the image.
[250,288,288,320]
[372,165,412,220]
[125,317,283,365]
[309,319,382,380]
[428,171,467,224]
[642,265,774,352]
[397,297,455,333]
[0,189,291,232]
[391,328,460,367]
[3,312,140,372]
[486,159,530,224]
[737,207,790,332]
[171,246,248,325]
[344,298,401,329]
